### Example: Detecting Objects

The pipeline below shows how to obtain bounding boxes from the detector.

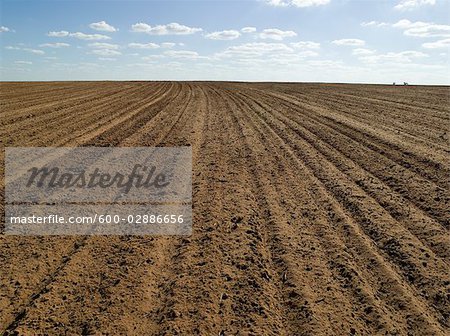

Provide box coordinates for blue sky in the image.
[0,0,449,83]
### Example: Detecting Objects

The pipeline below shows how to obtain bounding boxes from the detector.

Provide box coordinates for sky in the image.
[0,0,449,84]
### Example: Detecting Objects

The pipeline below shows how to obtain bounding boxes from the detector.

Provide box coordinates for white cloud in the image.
[290,41,320,49]
[205,30,241,40]
[359,50,428,63]
[26,49,45,55]
[14,61,32,65]
[164,50,203,59]
[352,48,376,55]
[217,42,294,58]
[265,0,289,7]
[297,50,319,57]
[394,0,435,11]
[266,0,330,7]
[5,46,21,50]
[126,62,156,67]
[392,19,450,38]
[332,38,365,46]
[98,57,117,61]
[166,61,184,67]
[361,21,388,27]
[422,38,450,49]
[48,30,110,40]
[131,23,152,33]
[47,31,69,37]
[161,42,176,48]
[20,48,45,55]
[91,49,121,56]
[361,19,450,39]
[141,55,165,61]
[131,22,202,35]
[241,27,257,33]
[266,0,288,7]
[39,43,70,48]
[89,21,117,32]
[307,60,345,68]
[259,28,297,40]
[392,19,415,29]
[0,26,11,33]
[70,32,111,40]
[88,42,119,49]
[128,42,160,49]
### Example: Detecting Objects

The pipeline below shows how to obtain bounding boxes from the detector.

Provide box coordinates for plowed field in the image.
[0,82,449,335]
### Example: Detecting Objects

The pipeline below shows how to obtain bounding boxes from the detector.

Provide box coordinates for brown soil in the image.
[0,82,449,335]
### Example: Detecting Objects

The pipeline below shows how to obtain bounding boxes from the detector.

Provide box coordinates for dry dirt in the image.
[0,81,449,335]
